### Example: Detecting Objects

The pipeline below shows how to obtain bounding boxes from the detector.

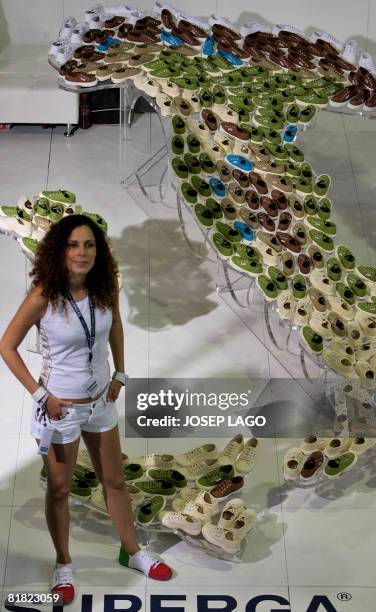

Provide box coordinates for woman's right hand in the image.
[44,396,73,420]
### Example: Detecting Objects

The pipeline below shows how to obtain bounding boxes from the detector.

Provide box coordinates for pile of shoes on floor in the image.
[39,434,260,557]
[284,434,376,481]
[0,190,108,258]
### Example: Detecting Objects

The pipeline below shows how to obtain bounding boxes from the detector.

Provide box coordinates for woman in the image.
[0,214,172,605]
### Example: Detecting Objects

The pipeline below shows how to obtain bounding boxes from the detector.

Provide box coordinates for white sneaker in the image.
[160,511,201,535]
[54,44,75,66]
[134,453,174,469]
[179,458,218,481]
[63,16,78,28]
[202,523,241,554]
[90,486,108,513]
[342,39,358,64]
[17,196,35,217]
[51,564,74,605]
[70,28,86,46]
[59,21,75,40]
[160,80,180,97]
[310,269,335,295]
[283,447,305,480]
[324,438,351,459]
[355,360,376,389]
[193,490,219,515]
[0,213,32,238]
[322,348,356,377]
[300,436,328,455]
[349,437,376,455]
[218,434,244,466]
[241,21,271,37]
[175,443,218,467]
[277,290,295,321]
[155,93,173,116]
[182,501,212,523]
[294,297,312,326]
[107,5,137,17]
[330,337,356,364]
[235,438,260,475]
[84,4,104,22]
[359,52,376,76]
[311,30,343,52]
[230,508,257,538]
[48,39,67,58]
[218,498,245,529]
[127,483,145,506]
[178,486,201,503]
[133,75,161,97]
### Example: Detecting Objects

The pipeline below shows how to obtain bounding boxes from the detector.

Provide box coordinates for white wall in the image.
[1,0,375,54]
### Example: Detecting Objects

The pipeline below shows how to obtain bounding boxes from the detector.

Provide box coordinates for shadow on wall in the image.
[0,0,10,53]
[111,218,218,330]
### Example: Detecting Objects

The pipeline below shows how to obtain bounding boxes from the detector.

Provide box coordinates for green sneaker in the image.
[305,76,334,90]
[82,212,108,233]
[300,162,313,181]
[150,65,179,79]
[234,244,261,260]
[172,157,189,179]
[300,325,323,354]
[205,198,223,219]
[74,464,99,488]
[0,205,18,217]
[199,153,216,174]
[267,144,288,160]
[194,203,214,227]
[253,113,284,130]
[212,85,226,105]
[197,464,234,490]
[215,222,242,243]
[262,128,281,144]
[299,104,317,124]
[20,237,39,256]
[253,95,283,111]
[40,189,76,204]
[249,126,264,143]
[212,74,241,87]
[336,245,356,270]
[193,57,220,74]
[181,182,198,205]
[70,476,92,500]
[137,495,166,524]
[356,302,376,315]
[199,88,214,108]
[257,274,279,301]
[317,197,332,220]
[35,197,50,217]
[133,479,176,497]
[236,108,250,123]
[296,92,328,106]
[187,134,201,154]
[314,174,331,197]
[326,257,342,282]
[303,195,318,215]
[286,103,300,123]
[285,162,301,177]
[357,265,376,284]
[183,153,201,175]
[309,230,334,252]
[285,144,304,163]
[171,76,198,90]
[212,232,234,258]
[268,266,288,290]
[324,452,357,478]
[292,274,307,299]
[191,175,211,197]
[230,255,263,276]
[172,115,186,134]
[146,469,187,488]
[294,178,312,195]
[346,273,368,298]
[336,282,356,305]
[49,204,64,223]
[228,95,254,112]
[306,216,337,236]
[123,463,144,481]
[171,135,185,155]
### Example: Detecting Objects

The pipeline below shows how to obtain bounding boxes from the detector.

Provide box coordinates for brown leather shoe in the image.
[104,15,125,28]
[221,122,250,142]
[275,231,301,253]
[232,169,250,189]
[83,30,101,44]
[260,196,278,218]
[257,212,275,233]
[301,451,324,479]
[58,60,79,75]
[171,26,201,47]
[201,109,219,132]
[95,29,115,43]
[297,253,311,276]
[64,72,97,86]
[118,23,133,39]
[271,189,288,211]
[330,85,358,106]
[73,44,95,58]
[127,29,159,43]
[211,23,241,41]
[249,172,268,194]
[245,191,260,210]
[364,91,376,112]
[278,211,292,232]
[178,19,207,38]
[211,475,244,499]
[161,8,176,30]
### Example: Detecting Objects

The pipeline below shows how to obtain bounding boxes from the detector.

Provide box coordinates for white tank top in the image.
[38,295,113,398]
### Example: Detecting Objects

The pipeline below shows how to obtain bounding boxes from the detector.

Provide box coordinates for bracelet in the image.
[32,386,48,403]
[112,371,128,386]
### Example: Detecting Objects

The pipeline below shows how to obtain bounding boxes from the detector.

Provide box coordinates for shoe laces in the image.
[240,446,256,461]
[53,566,73,587]
[138,549,161,569]
[222,440,240,458]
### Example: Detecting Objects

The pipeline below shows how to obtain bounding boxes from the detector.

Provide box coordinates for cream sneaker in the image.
[330,337,356,364]
[135,454,174,469]
[349,437,376,455]
[202,523,241,554]
[180,458,219,481]
[160,511,201,535]
[293,297,312,326]
[300,436,328,455]
[230,508,257,538]
[176,443,218,467]
[182,502,212,523]
[355,361,376,389]
[283,447,305,480]
[218,498,245,529]
[277,290,295,321]
[324,438,351,459]
[218,434,244,465]
[322,348,356,377]
[235,438,260,475]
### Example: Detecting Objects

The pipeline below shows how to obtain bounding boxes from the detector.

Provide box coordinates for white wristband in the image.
[112,371,128,385]
[32,386,48,403]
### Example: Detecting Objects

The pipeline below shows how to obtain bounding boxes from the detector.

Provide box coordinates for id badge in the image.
[37,423,54,456]
[85,374,100,398]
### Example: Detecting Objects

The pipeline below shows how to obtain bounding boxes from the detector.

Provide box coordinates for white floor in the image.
[0,110,375,611]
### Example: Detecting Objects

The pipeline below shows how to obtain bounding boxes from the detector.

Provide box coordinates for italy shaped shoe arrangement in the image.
[0,190,108,259]
[283,433,376,482]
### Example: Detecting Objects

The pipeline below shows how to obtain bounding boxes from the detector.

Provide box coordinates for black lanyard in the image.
[65,290,96,366]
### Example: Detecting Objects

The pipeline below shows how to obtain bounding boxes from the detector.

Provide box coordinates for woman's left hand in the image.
[106,379,123,402]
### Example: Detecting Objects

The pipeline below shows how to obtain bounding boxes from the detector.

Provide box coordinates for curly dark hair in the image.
[30,214,118,311]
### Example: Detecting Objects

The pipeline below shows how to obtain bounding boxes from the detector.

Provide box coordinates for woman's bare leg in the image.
[38,438,80,564]
[81,427,139,555]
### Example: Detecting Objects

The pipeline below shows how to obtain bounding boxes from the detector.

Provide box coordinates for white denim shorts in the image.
[31,388,118,445]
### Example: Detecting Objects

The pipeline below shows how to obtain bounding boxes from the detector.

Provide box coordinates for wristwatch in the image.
[112,371,129,386]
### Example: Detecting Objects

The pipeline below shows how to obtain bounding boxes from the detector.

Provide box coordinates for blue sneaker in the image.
[283,124,298,143]
[160,31,184,46]
[225,154,253,172]
[202,36,215,57]
[209,177,226,198]
[217,50,244,66]
[97,37,119,52]
[234,221,254,241]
